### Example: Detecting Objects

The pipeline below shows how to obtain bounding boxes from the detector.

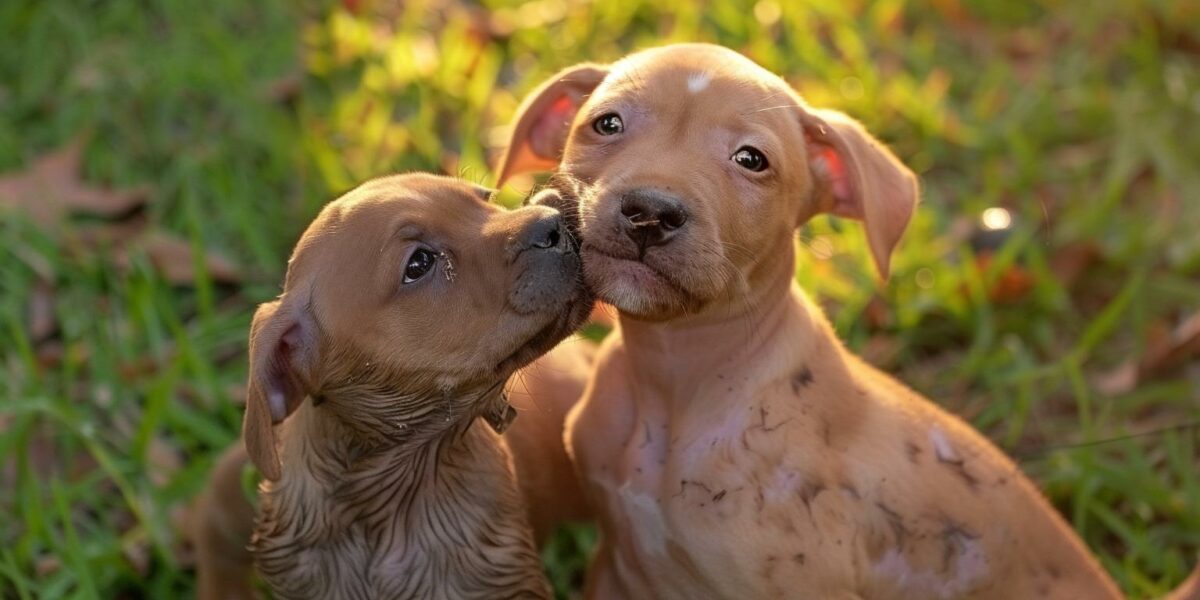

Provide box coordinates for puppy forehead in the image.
[335,175,494,231]
[609,44,784,91]
[597,52,795,124]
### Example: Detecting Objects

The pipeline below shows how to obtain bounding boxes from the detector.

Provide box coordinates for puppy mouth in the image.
[494,290,594,376]
[581,242,699,308]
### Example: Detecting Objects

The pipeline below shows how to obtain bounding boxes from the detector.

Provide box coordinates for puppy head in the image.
[244,173,592,480]
[498,44,917,321]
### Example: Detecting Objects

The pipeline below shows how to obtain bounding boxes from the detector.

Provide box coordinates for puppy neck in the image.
[253,400,532,598]
[281,391,481,478]
[616,253,822,410]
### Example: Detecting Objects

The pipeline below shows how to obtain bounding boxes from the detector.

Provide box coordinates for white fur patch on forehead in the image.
[687,71,711,94]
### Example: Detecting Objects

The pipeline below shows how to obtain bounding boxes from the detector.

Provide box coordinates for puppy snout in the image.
[620,189,688,251]
[519,210,568,252]
[506,205,582,314]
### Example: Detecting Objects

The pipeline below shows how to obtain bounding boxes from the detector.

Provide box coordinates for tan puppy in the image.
[499,44,1199,599]
[232,173,591,599]
[190,186,596,599]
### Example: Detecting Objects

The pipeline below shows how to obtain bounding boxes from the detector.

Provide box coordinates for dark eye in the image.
[593,113,624,136]
[732,146,768,172]
[402,248,437,283]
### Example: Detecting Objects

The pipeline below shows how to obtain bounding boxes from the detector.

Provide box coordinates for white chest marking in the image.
[617,481,668,556]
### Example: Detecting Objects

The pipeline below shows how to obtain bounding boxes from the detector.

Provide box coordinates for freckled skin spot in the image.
[936,454,980,492]
[905,441,922,463]
[840,483,860,500]
[675,479,716,502]
[875,502,909,551]
[639,421,652,449]
[791,365,814,393]
[939,521,980,574]
[928,428,981,491]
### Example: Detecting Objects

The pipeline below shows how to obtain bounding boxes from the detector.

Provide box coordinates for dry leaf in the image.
[0,138,148,227]
[262,71,303,105]
[1097,310,1200,395]
[147,436,183,488]
[864,295,892,329]
[29,280,57,343]
[34,555,61,578]
[1141,310,1200,377]
[860,334,901,367]
[122,535,151,577]
[114,231,242,285]
[1049,241,1101,289]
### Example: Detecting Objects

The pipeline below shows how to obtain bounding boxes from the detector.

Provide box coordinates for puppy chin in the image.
[583,250,699,321]
[494,291,594,375]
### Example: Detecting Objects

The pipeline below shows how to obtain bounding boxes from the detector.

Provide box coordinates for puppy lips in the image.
[581,243,701,315]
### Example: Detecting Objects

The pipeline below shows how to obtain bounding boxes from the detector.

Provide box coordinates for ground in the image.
[0,0,1197,597]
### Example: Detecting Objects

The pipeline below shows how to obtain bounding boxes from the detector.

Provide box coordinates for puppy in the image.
[498,44,1199,599]
[190,183,597,599]
[234,173,590,599]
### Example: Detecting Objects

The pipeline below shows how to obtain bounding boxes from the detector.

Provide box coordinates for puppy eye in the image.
[593,113,624,136]
[402,248,438,283]
[732,146,768,172]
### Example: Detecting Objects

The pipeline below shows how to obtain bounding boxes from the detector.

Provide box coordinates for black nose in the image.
[520,210,567,252]
[620,189,688,251]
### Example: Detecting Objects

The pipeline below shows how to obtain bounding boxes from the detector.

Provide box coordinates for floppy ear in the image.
[496,64,609,187]
[800,108,918,279]
[242,298,316,481]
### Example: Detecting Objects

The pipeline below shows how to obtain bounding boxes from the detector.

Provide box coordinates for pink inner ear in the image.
[819,146,852,202]
[529,95,578,157]
[548,95,575,119]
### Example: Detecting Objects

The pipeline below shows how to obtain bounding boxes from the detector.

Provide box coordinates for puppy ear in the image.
[800,108,918,279]
[496,64,609,187]
[242,299,315,481]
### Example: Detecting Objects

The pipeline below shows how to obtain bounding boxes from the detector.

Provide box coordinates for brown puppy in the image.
[190,186,596,599]
[233,173,590,599]
[499,44,1198,599]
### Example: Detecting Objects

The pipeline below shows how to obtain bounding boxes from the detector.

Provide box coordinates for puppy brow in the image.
[391,223,422,241]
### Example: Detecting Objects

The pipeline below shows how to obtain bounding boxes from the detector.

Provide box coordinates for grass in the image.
[0,0,1197,597]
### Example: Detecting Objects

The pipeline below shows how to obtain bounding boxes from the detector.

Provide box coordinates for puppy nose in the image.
[620,189,688,250]
[521,211,567,252]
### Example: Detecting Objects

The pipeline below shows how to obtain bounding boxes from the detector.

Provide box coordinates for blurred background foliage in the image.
[0,0,1198,597]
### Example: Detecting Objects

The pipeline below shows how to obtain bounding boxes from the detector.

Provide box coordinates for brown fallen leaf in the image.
[34,555,61,578]
[147,436,183,488]
[262,71,303,105]
[123,231,242,285]
[28,280,57,343]
[860,334,900,368]
[1140,310,1200,377]
[0,137,148,227]
[1096,310,1200,395]
[1048,241,1101,290]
